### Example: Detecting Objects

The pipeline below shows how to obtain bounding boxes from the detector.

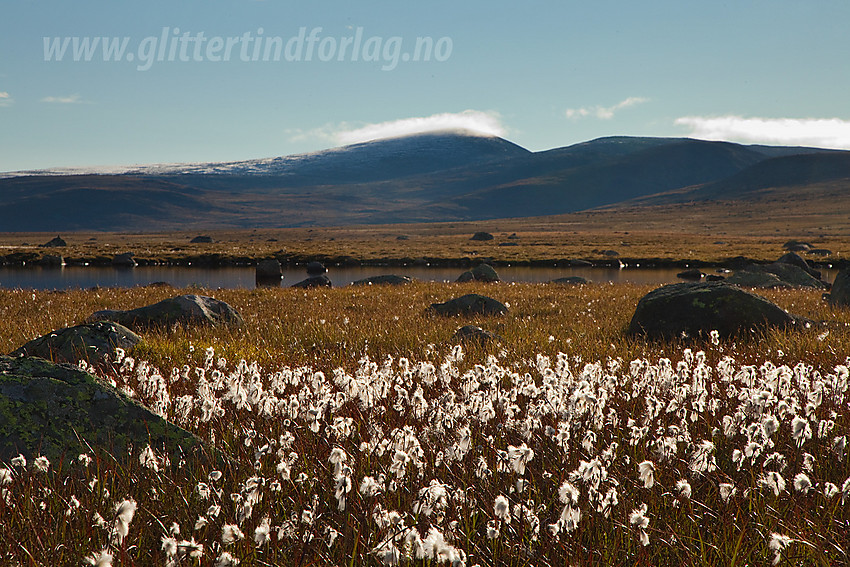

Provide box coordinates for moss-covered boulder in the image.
[430,294,508,316]
[88,294,243,330]
[10,321,141,365]
[453,325,501,344]
[627,282,806,339]
[0,356,200,463]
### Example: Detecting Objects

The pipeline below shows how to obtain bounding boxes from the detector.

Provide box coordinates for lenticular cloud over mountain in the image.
[335,110,506,145]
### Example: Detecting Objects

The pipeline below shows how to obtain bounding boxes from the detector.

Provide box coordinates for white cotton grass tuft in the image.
[494,495,510,522]
[675,479,692,499]
[629,503,650,546]
[84,549,113,566]
[111,499,137,545]
[768,533,793,565]
[638,460,655,489]
[33,456,50,473]
[222,524,245,546]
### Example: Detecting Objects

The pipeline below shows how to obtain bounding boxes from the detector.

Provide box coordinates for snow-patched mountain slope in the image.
[3,130,530,183]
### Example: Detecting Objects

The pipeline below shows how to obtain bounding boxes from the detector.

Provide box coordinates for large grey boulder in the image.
[470,232,494,241]
[829,268,850,307]
[724,270,790,289]
[351,275,413,286]
[627,282,805,339]
[11,322,141,365]
[456,264,500,283]
[88,295,243,330]
[430,294,508,316]
[305,262,327,276]
[0,356,200,463]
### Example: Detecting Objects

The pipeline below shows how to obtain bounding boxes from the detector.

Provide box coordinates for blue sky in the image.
[2,0,850,172]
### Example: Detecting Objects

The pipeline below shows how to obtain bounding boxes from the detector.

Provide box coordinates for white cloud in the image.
[675,115,850,149]
[287,110,507,146]
[566,97,649,120]
[0,91,12,107]
[41,94,86,104]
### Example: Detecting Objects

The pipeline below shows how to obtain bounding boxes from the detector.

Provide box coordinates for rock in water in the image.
[305,262,327,276]
[430,294,508,316]
[112,252,137,268]
[627,282,804,339]
[0,356,200,463]
[676,268,704,281]
[89,295,243,330]
[351,275,413,286]
[255,259,283,280]
[11,322,141,365]
[291,275,332,288]
[829,268,850,307]
[456,264,500,283]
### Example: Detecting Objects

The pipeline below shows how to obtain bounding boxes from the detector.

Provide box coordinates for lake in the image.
[0,265,837,290]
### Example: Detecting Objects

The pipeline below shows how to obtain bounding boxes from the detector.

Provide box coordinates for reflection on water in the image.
[0,265,838,290]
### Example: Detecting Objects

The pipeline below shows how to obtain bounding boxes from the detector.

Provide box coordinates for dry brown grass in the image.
[2,282,849,375]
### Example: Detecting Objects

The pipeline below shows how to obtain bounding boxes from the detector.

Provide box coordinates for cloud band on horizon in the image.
[566,97,649,120]
[676,115,850,149]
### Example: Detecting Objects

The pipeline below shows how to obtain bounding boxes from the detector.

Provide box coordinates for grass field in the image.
[2,282,850,565]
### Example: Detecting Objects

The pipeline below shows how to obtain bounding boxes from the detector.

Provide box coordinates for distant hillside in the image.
[0,131,847,231]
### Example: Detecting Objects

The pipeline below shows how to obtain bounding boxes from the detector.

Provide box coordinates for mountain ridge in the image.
[1,131,848,231]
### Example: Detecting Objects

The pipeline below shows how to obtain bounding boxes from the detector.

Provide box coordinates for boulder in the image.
[40,236,67,248]
[808,249,833,256]
[351,275,413,286]
[11,322,141,366]
[783,240,812,251]
[602,250,620,257]
[677,268,704,281]
[453,325,501,344]
[726,263,826,289]
[255,258,283,280]
[498,242,519,247]
[291,275,332,289]
[569,259,593,267]
[829,268,850,307]
[430,294,508,317]
[775,252,820,279]
[549,276,589,285]
[37,254,65,267]
[0,356,200,463]
[470,232,494,241]
[456,264,500,283]
[724,270,789,289]
[305,262,327,276]
[627,282,805,339]
[507,233,520,240]
[112,252,137,268]
[705,274,726,282]
[88,295,243,329]
[190,235,213,244]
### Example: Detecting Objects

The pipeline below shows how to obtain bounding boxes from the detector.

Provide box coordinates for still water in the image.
[0,265,837,290]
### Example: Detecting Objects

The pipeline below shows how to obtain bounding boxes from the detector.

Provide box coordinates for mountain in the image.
[0,130,847,231]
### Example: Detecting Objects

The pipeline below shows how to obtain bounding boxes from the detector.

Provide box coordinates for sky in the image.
[2,0,850,172]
